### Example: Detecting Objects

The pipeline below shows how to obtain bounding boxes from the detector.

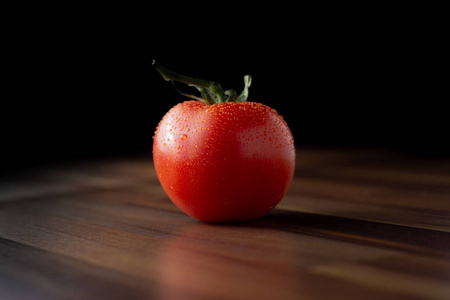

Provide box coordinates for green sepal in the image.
[196,87,216,105]
[236,75,252,102]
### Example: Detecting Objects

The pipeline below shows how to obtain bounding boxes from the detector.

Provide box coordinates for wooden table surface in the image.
[1,147,449,300]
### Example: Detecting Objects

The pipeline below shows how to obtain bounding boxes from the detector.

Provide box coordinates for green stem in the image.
[153,61,227,103]
[152,61,252,104]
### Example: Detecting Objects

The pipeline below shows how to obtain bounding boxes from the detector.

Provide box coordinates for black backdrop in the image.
[2,4,448,172]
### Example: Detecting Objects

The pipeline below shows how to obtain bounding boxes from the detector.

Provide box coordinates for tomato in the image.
[152,62,295,222]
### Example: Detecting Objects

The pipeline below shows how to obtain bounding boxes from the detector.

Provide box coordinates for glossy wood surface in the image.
[1,147,449,300]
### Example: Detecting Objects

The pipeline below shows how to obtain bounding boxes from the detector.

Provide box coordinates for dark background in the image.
[2,4,448,172]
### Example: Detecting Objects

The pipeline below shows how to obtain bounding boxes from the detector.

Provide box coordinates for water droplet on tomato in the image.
[181,134,188,140]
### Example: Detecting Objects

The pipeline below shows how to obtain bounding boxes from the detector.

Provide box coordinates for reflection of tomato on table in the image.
[156,221,300,300]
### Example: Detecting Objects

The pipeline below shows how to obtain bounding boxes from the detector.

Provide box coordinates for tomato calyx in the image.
[153,60,252,104]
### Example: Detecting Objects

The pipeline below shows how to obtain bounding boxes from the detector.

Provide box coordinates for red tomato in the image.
[152,63,295,222]
[153,100,295,222]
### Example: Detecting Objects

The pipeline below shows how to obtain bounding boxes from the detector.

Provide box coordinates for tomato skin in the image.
[153,100,295,222]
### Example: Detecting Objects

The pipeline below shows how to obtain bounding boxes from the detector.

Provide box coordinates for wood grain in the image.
[1,147,449,300]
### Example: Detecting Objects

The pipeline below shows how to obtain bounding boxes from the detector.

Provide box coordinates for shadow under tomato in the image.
[256,209,450,254]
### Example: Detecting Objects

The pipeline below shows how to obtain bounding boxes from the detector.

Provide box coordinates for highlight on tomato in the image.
[152,61,295,222]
